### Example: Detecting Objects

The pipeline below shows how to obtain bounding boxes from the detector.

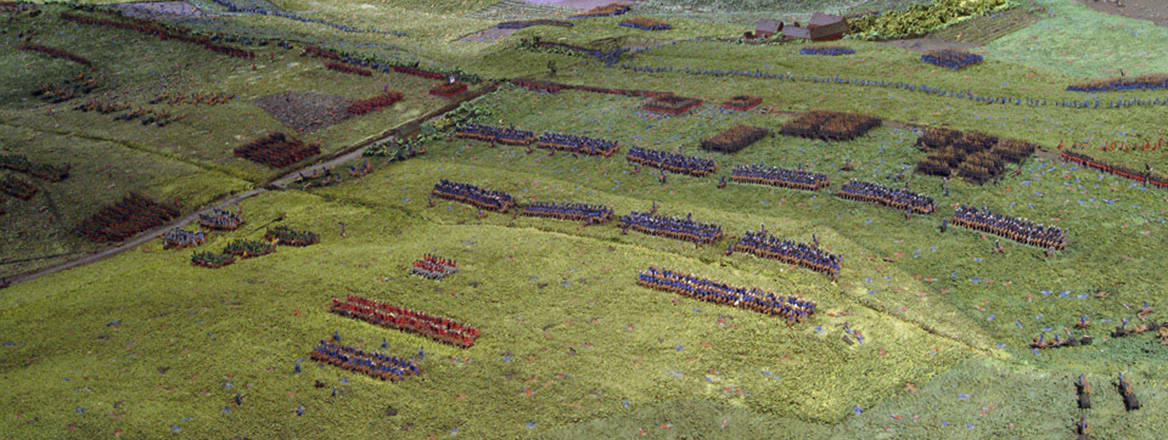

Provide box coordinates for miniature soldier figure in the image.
[294,362,301,373]
[418,346,424,360]
[1076,315,1090,329]
[235,391,243,406]
[940,218,948,233]
[1077,415,1089,440]
[428,194,435,207]
[338,222,347,238]
[1076,374,1092,409]
[548,60,557,77]
[659,170,668,185]
[812,233,819,248]
[718,176,727,189]
[942,177,950,197]
[477,206,485,219]
[993,240,1004,254]
[296,404,304,416]
[525,144,534,154]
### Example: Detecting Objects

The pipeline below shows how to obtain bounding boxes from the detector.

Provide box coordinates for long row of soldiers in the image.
[730,164,830,191]
[537,132,620,157]
[627,146,717,177]
[953,205,1067,249]
[730,228,841,279]
[330,295,479,348]
[637,266,816,325]
[837,179,936,214]
[310,340,420,382]
[455,123,537,145]
[619,211,723,245]
[431,180,517,213]
[519,201,613,225]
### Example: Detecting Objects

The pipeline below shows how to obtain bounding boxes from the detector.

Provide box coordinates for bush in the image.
[264,225,319,246]
[223,239,275,258]
[191,251,234,268]
[847,0,1009,40]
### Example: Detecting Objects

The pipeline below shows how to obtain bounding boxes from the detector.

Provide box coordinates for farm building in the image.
[782,12,848,41]
[751,19,783,39]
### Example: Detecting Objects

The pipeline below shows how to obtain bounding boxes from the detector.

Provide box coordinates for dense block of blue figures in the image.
[837,179,936,214]
[619,211,723,244]
[799,46,855,56]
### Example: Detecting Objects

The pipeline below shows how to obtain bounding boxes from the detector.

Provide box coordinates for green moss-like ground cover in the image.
[4,0,1168,438]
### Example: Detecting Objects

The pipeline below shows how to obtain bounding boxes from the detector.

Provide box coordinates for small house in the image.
[782,12,848,42]
[753,19,782,39]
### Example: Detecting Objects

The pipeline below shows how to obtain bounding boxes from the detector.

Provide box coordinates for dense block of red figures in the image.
[510,78,671,98]
[1061,151,1168,190]
[75,193,179,243]
[329,295,479,348]
[642,95,702,115]
[430,81,468,97]
[347,91,403,115]
[701,125,769,153]
[18,43,92,66]
[721,95,761,111]
[409,254,458,279]
[393,65,444,80]
[60,11,253,59]
[0,175,37,200]
[325,62,372,76]
[301,46,341,60]
[233,132,321,168]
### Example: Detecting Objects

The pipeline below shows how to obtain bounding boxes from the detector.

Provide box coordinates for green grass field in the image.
[3,0,1168,438]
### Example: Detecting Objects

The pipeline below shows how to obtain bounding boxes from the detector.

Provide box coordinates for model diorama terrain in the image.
[2,0,1168,439]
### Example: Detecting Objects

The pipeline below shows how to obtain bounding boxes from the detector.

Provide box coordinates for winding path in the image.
[2,82,500,288]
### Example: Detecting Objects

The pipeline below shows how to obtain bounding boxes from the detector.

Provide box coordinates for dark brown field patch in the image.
[251,91,354,133]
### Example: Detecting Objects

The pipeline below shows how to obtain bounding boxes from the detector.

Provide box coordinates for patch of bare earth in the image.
[1077,0,1168,27]
[251,92,353,133]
